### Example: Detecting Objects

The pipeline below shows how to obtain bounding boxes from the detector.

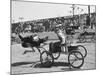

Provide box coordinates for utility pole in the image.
[72,4,75,26]
[88,5,91,28]
[72,4,75,17]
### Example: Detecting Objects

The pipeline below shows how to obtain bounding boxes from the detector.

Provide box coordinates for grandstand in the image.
[11,12,96,34]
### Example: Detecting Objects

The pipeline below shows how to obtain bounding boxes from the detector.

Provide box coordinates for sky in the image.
[12,1,96,23]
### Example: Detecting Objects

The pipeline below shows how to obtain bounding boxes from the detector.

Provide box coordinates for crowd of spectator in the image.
[11,13,96,34]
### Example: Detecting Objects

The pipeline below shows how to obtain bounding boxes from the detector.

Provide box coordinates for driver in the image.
[19,33,48,54]
[54,24,68,52]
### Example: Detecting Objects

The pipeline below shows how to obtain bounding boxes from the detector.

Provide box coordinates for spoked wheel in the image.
[40,51,54,67]
[77,45,87,58]
[68,51,84,68]
[52,52,60,59]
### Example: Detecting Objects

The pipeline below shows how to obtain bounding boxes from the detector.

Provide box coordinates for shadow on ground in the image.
[12,61,80,70]
[11,61,81,71]
[34,62,70,68]
[11,61,70,67]
[34,62,80,70]
[11,61,37,67]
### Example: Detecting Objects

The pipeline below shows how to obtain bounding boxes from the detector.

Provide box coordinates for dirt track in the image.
[11,41,96,74]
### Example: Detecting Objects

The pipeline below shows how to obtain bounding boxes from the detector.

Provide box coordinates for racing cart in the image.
[40,41,87,68]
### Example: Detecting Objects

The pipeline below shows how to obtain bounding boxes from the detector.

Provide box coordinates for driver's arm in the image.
[39,36,48,43]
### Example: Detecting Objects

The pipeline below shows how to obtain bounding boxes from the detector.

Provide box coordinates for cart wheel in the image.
[68,51,84,68]
[52,52,60,59]
[40,51,54,67]
[77,45,87,58]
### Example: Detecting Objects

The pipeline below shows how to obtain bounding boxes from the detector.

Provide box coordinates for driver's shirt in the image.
[57,29,66,44]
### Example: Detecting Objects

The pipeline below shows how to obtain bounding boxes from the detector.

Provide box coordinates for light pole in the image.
[71,4,75,26]
[88,5,91,28]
